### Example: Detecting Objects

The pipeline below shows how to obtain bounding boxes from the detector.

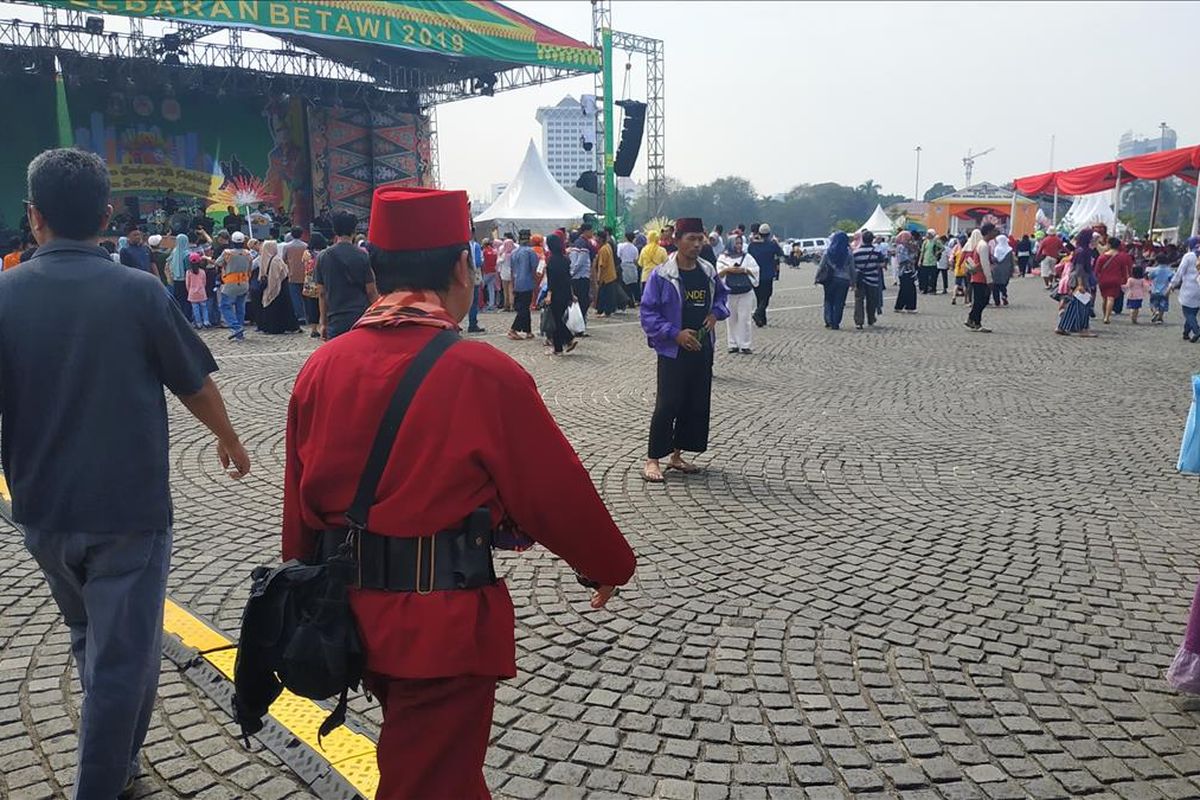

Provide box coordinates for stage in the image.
[0,0,601,238]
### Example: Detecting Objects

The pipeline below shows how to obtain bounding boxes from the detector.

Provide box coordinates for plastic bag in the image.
[1178,375,1200,474]
[565,302,586,335]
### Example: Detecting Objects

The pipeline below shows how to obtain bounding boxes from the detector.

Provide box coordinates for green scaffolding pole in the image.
[602,28,616,229]
[54,57,72,148]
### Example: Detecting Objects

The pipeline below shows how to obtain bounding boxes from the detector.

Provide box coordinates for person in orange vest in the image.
[282,186,636,798]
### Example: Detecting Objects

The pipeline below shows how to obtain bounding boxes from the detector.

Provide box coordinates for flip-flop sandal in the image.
[641,467,666,483]
[666,462,701,474]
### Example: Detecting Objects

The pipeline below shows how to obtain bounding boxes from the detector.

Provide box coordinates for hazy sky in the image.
[439,1,1200,200]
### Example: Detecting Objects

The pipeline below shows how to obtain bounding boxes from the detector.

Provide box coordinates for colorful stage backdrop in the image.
[0,72,430,233]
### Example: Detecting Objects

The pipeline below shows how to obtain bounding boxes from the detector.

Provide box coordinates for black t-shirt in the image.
[223,213,245,234]
[0,240,217,532]
[679,265,710,333]
[313,242,376,335]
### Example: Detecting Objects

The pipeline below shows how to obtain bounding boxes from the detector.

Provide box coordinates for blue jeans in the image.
[1184,305,1199,340]
[823,279,850,328]
[468,284,480,329]
[190,301,210,326]
[220,291,247,337]
[24,527,172,800]
[288,283,306,324]
[483,273,500,309]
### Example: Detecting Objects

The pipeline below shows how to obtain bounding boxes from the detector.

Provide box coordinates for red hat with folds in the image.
[368,186,471,252]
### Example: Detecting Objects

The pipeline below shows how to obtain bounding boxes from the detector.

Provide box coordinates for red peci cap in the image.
[368,186,471,252]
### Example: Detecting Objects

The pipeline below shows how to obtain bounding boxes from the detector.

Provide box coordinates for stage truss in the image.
[591,0,665,220]
[0,3,595,184]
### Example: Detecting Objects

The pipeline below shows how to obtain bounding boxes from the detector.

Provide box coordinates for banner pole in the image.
[602,28,616,230]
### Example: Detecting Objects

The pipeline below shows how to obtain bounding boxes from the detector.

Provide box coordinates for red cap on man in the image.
[368,186,471,252]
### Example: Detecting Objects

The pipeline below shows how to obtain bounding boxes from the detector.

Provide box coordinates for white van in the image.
[797,237,829,262]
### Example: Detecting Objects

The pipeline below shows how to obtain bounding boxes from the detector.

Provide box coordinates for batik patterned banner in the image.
[48,1,600,71]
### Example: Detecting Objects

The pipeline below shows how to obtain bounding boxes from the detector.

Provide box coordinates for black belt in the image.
[315,510,496,593]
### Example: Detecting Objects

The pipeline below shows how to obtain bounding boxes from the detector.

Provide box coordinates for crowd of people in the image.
[11,144,1200,800]
[804,220,1200,339]
[2,203,381,344]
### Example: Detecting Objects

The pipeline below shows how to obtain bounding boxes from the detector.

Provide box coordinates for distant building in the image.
[535,96,597,188]
[616,177,639,200]
[1118,127,1177,158]
[489,183,508,204]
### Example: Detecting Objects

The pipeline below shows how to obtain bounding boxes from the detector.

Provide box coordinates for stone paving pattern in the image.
[4,273,1200,799]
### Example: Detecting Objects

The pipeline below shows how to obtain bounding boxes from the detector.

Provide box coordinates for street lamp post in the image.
[914,146,922,201]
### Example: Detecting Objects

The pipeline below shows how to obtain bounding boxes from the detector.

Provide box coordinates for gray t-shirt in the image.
[313,242,375,336]
[0,240,217,531]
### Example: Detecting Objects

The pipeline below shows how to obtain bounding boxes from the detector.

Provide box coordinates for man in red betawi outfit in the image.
[282,186,636,799]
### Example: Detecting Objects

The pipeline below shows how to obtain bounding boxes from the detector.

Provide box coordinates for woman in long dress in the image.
[545,234,576,355]
[1055,230,1096,337]
[256,240,299,334]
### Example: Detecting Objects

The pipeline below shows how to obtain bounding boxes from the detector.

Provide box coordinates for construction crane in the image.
[962,147,995,187]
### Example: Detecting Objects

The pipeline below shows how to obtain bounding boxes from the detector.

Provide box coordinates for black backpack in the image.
[232,329,460,744]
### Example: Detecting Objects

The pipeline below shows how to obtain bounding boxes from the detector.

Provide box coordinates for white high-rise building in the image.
[535,96,597,189]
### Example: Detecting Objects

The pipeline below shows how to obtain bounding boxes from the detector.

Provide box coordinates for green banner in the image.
[50,1,600,71]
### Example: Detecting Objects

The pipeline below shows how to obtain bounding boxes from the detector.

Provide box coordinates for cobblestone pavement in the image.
[5,272,1200,799]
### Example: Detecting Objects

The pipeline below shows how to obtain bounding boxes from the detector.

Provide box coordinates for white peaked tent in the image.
[858,204,895,236]
[1059,191,1116,234]
[474,140,592,232]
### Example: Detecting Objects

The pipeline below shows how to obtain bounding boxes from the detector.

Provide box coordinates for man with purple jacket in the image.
[639,217,730,483]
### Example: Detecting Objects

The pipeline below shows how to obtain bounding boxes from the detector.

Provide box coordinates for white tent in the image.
[1058,191,1116,235]
[474,140,592,232]
[858,204,895,236]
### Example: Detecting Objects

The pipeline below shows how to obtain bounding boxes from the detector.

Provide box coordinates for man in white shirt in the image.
[617,230,641,304]
[248,204,273,240]
[1171,236,1200,341]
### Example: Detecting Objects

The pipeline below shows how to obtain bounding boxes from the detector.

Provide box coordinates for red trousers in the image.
[366,674,497,799]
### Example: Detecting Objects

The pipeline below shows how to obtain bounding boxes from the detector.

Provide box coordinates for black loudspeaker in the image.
[576,170,599,194]
[613,100,646,178]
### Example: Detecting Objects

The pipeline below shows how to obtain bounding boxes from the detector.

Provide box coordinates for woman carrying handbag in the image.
[717,233,760,354]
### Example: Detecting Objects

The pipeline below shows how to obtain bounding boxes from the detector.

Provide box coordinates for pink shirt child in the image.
[1123,276,1150,301]
[185,268,207,303]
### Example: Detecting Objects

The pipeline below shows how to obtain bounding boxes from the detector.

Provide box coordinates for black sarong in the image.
[648,345,714,458]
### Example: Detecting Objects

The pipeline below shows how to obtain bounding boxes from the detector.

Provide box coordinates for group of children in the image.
[1120,256,1176,325]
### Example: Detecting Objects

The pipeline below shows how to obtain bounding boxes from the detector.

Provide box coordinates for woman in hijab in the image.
[545,234,576,355]
[990,234,1015,306]
[168,232,192,320]
[816,231,854,329]
[113,236,128,264]
[894,231,919,312]
[717,232,760,351]
[637,230,667,289]
[1055,230,1097,337]
[256,240,299,334]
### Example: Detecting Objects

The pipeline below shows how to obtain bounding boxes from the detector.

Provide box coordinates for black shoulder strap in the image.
[345,328,460,530]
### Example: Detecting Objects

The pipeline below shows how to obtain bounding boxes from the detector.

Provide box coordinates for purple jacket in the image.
[639,255,730,358]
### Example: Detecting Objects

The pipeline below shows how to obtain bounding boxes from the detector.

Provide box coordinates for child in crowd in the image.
[186,252,211,328]
[1148,253,1176,324]
[1122,265,1151,325]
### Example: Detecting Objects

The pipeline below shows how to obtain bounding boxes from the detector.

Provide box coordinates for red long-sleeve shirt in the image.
[283,325,635,679]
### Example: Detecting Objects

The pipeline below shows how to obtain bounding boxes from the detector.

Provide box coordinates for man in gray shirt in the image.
[2,149,249,799]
